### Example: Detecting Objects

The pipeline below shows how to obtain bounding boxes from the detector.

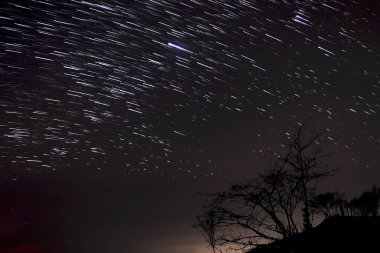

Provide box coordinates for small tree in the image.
[277,123,333,230]
[196,205,221,253]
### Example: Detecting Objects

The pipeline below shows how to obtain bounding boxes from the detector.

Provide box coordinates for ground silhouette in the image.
[248,216,380,253]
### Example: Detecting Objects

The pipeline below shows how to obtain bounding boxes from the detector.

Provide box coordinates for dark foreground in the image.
[249,216,380,253]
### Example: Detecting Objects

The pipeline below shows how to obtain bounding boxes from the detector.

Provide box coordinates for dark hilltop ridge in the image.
[249,216,380,253]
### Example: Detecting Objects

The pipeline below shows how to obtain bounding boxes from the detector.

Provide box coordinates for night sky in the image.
[1,0,380,252]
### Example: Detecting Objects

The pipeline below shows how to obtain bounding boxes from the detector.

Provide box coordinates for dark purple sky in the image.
[1,0,380,252]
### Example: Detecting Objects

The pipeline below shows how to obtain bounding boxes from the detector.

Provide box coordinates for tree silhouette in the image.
[349,186,380,217]
[311,192,347,217]
[311,186,380,218]
[195,205,221,253]
[276,123,333,230]
[195,123,334,252]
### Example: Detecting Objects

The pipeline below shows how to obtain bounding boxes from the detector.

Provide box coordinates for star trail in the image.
[2,0,379,179]
[0,0,380,251]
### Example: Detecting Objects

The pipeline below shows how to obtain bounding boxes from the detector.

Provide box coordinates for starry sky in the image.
[1,0,380,252]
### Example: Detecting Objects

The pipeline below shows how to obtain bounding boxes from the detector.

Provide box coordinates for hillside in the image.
[249,216,380,253]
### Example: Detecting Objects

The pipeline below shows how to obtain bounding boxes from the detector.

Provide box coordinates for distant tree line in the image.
[312,186,380,218]
[195,123,380,253]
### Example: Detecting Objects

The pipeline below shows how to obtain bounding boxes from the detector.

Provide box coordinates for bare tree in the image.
[196,177,295,252]
[196,205,221,253]
[195,122,334,252]
[277,123,333,230]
